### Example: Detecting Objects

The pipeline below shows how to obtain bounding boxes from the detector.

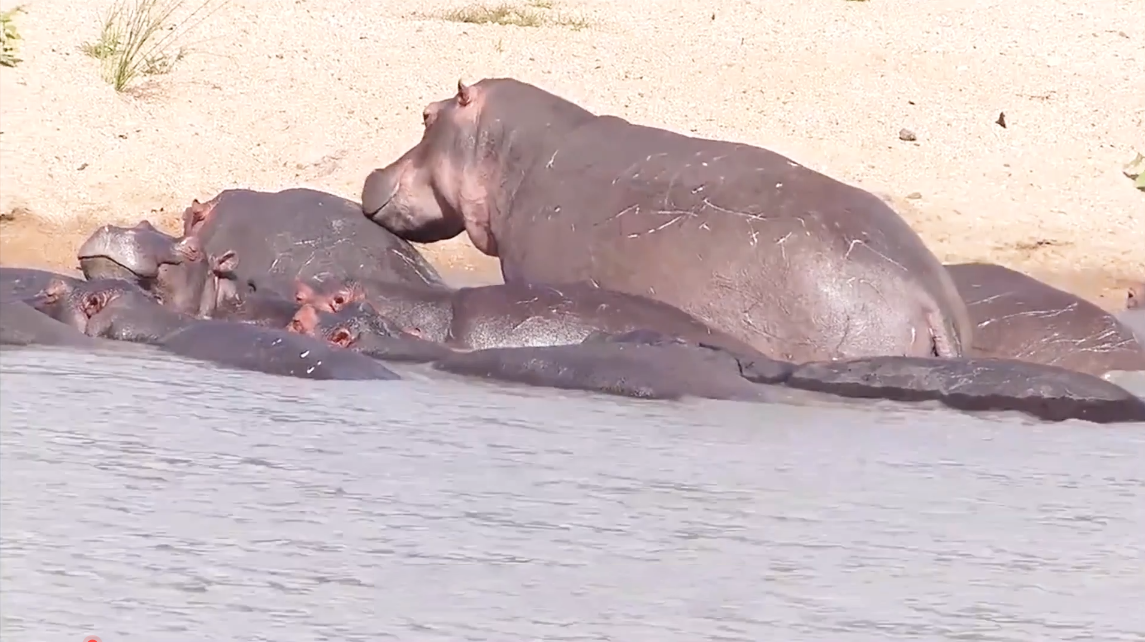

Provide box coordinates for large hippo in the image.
[295,275,773,354]
[433,330,1145,424]
[946,263,1145,376]
[31,277,398,381]
[180,187,446,294]
[361,78,972,363]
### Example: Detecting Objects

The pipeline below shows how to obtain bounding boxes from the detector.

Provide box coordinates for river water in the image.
[2,343,1145,641]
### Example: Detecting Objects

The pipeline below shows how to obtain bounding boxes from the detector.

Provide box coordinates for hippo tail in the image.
[919,286,972,358]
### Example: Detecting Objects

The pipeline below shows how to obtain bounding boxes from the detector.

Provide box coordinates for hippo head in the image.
[362,79,499,254]
[77,222,210,315]
[27,277,149,333]
[289,302,419,348]
[1129,283,1144,310]
[294,277,368,313]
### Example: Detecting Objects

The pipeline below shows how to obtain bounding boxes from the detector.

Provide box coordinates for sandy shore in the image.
[1,0,1141,308]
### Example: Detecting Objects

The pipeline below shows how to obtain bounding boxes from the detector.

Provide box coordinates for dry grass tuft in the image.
[0,5,23,67]
[80,0,219,92]
[437,1,589,30]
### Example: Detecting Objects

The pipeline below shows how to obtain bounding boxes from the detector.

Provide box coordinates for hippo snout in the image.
[361,168,399,220]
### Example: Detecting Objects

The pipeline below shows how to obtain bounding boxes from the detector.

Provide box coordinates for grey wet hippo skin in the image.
[1,266,83,302]
[31,277,398,380]
[434,330,1145,423]
[434,330,776,403]
[362,78,972,363]
[289,302,453,363]
[202,250,300,327]
[946,263,1145,376]
[78,221,212,315]
[295,275,765,353]
[180,187,445,293]
[77,223,300,326]
[0,299,99,348]
[784,357,1145,424]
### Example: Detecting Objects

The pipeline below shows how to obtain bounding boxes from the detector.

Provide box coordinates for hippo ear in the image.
[457,79,472,107]
[212,249,238,275]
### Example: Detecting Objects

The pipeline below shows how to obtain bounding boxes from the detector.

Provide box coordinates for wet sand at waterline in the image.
[1,0,1141,307]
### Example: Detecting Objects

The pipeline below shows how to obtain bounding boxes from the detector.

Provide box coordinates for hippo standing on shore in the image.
[946,263,1145,376]
[295,275,764,353]
[361,78,972,363]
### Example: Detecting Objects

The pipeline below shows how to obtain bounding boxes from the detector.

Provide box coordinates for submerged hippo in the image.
[0,299,98,348]
[289,302,453,363]
[32,277,397,381]
[946,263,1145,376]
[295,275,768,354]
[436,330,1145,424]
[362,78,972,363]
[180,187,445,293]
[1,266,82,302]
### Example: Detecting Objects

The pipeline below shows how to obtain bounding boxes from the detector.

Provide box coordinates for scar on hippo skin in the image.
[181,197,218,237]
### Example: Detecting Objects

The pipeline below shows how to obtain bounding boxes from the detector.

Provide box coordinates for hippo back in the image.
[0,267,81,303]
[191,188,445,293]
[946,263,1145,375]
[498,116,972,363]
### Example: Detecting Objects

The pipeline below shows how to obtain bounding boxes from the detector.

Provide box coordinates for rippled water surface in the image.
[3,346,1144,641]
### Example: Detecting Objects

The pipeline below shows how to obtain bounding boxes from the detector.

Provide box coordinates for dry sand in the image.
[1,0,1142,308]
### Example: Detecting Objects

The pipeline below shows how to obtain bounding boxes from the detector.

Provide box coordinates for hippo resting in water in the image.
[362,78,973,363]
[294,274,762,353]
[946,263,1145,377]
[291,303,1145,424]
[0,267,99,347]
[433,331,1145,424]
[78,187,445,314]
[28,278,397,381]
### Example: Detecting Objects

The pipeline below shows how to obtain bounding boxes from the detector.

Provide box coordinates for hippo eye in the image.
[332,294,347,308]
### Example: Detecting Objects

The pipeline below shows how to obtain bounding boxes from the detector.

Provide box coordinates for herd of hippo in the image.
[3,78,1144,424]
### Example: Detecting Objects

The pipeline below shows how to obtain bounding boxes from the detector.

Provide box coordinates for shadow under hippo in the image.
[946,263,1145,376]
[294,275,763,354]
[361,77,973,363]
[429,331,1145,424]
[29,277,397,381]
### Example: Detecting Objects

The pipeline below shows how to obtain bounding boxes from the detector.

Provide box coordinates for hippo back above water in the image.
[182,187,446,294]
[362,78,972,363]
